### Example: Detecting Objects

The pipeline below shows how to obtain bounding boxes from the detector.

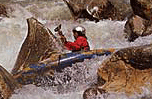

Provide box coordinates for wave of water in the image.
[0,1,152,99]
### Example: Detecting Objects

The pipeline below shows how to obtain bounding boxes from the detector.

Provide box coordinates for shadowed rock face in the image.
[130,0,152,20]
[108,0,132,20]
[0,65,20,99]
[63,0,115,22]
[97,44,152,95]
[0,3,9,17]
[111,44,152,70]
[63,0,100,22]
[12,17,64,75]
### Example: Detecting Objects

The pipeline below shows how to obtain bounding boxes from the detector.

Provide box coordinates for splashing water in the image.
[0,1,152,99]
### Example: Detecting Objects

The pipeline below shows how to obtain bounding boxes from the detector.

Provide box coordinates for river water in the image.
[0,0,152,99]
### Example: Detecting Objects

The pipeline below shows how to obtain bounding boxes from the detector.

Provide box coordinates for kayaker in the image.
[58,26,90,52]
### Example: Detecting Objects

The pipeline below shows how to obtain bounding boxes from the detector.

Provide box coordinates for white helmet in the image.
[73,26,86,34]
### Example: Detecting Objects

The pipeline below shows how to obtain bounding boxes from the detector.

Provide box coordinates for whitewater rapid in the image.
[0,1,152,99]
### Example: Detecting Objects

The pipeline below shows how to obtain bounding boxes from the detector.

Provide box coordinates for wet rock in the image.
[83,87,106,99]
[0,65,20,99]
[83,88,98,99]
[12,17,64,75]
[124,0,152,42]
[124,15,152,42]
[63,0,132,22]
[130,0,152,20]
[108,0,132,20]
[63,0,100,22]
[97,44,152,95]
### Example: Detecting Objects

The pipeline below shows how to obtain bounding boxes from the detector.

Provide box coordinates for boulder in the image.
[11,17,64,75]
[124,15,152,42]
[97,44,152,95]
[63,0,132,22]
[108,0,132,20]
[124,0,152,42]
[63,0,101,22]
[130,0,152,20]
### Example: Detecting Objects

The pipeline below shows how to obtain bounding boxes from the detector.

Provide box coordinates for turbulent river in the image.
[0,0,152,99]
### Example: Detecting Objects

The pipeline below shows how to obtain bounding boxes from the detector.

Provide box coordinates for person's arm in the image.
[54,24,67,44]
[65,41,81,51]
[65,37,86,51]
[65,37,90,51]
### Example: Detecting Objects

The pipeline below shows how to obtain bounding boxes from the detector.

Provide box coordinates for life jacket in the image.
[64,36,90,52]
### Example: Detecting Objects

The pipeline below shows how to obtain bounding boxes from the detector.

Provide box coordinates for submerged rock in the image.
[83,87,106,99]
[97,44,152,95]
[11,17,64,75]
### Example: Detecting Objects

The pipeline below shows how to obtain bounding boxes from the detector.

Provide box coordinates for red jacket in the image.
[64,36,90,51]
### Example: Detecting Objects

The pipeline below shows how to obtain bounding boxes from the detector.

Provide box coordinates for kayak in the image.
[15,48,115,85]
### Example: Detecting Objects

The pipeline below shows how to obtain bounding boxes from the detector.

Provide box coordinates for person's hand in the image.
[60,35,67,43]
[58,31,63,36]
